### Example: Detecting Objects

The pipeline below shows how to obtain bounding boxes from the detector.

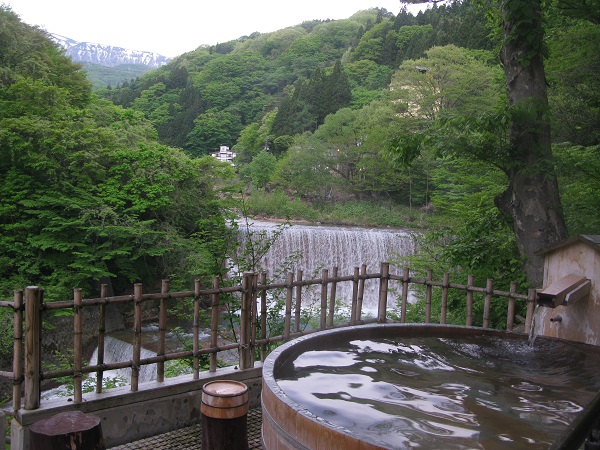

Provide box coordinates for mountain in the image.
[51,34,171,68]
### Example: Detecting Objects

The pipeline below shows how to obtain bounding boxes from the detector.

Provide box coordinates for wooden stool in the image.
[201,380,249,450]
[30,411,105,450]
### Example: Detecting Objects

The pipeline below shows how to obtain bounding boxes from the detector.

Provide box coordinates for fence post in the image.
[483,279,493,329]
[350,267,359,325]
[250,274,258,368]
[328,267,338,327]
[525,288,536,335]
[0,409,4,450]
[193,279,201,379]
[284,273,294,341]
[13,289,23,412]
[239,272,253,370]
[210,276,220,372]
[260,273,268,362]
[294,270,302,333]
[425,270,432,323]
[351,267,359,324]
[131,283,142,391]
[320,269,329,330]
[401,267,409,323]
[357,264,366,320]
[96,284,107,393]
[440,273,449,324]
[73,288,83,404]
[507,282,517,331]
[24,286,42,410]
[378,263,390,323]
[466,274,474,326]
[157,279,170,382]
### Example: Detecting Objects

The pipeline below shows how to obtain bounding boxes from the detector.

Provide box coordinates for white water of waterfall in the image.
[239,220,417,314]
[40,336,157,400]
[89,335,157,384]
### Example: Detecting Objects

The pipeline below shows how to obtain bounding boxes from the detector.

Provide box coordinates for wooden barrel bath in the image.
[261,324,600,449]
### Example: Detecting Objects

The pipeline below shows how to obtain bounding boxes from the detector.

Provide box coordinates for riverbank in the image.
[244,190,434,229]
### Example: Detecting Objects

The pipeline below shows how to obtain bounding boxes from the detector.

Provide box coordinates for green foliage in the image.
[352,19,397,64]
[271,134,335,199]
[554,144,600,234]
[245,189,320,221]
[395,25,434,62]
[388,45,504,123]
[4,0,597,349]
[244,191,427,228]
[82,63,153,91]
[186,108,242,156]
[545,20,600,146]
[0,309,11,368]
[501,0,547,67]
[246,150,277,188]
[553,0,600,25]
[271,63,352,136]
[92,3,507,167]
[0,6,91,107]
[400,206,527,329]
[0,9,235,300]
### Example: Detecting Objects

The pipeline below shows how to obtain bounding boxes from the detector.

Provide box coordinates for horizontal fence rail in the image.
[0,263,535,415]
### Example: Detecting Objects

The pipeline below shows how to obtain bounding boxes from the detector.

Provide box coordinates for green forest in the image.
[1,0,599,305]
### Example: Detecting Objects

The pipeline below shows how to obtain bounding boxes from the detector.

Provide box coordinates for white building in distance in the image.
[211,145,236,164]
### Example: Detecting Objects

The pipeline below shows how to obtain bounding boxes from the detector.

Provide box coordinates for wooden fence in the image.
[0,262,535,417]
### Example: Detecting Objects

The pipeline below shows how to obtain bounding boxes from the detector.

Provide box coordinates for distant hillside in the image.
[79,62,153,90]
[100,5,494,154]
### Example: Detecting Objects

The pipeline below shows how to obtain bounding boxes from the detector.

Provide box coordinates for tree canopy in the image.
[0,6,235,299]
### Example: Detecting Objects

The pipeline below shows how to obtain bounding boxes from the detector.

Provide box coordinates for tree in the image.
[395,25,434,63]
[271,64,352,137]
[272,134,335,199]
[389,45,504,123]
[496,0,568,285]
[314,104,412,201]
[185,109,241,156]
[391,0,569,286]
[247,150,277,188]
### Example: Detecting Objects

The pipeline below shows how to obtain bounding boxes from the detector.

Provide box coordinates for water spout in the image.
[550,315,562,323]
[536,274,589,308]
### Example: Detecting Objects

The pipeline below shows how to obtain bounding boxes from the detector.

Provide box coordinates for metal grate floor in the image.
[109,407,263,449]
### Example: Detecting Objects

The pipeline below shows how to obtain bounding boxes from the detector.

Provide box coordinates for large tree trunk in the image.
[496,0,568,287]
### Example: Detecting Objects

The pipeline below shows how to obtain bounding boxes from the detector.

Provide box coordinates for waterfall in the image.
[239,220,417,312]
[89,336,157,384]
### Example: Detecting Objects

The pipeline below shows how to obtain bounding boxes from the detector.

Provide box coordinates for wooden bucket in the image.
[201,380,249,419]
[201,380,249,450]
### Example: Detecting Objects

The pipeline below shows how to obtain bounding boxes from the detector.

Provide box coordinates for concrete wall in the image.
[10,364,262,450]
[535,240,600,345]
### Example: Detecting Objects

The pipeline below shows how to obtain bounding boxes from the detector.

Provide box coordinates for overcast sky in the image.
[6,1,424,57]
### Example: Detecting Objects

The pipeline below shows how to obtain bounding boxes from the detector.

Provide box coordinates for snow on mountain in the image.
[51,34,171,68]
